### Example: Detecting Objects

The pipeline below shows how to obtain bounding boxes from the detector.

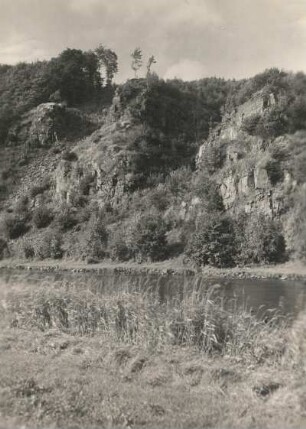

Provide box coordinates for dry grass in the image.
[0,276,305,428]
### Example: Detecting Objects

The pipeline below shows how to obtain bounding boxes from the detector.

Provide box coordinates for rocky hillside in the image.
[0,67,305,267]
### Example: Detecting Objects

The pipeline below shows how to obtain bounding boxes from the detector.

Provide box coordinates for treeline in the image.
[0,46,118,145]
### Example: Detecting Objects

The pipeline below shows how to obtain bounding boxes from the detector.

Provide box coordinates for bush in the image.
[147,185,171,212]
[62,150,78,162]
[109,234,130,262]
[186,214,236,268]
[127,213,168,262]
[35,232,63,260]
[0,238,8,259]
[83,214,109,260]
[29,180,51,199]
[1,214,29,239]
[165,166,192,197]
[265,159,284,185]
[193,173,224,212]
[21,240,35,259]
[235,214,286,264]
[55,206,78,231]
[198,143,226,174]
[241,114,261,135]
[32,206,54,228]
[14,196,29,214]
[79,173,95,196]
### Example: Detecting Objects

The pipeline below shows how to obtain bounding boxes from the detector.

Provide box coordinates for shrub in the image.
[29,179,51,199]
[35,232,63,260]
[289,190,306,260]
[83,214,109,260]
[127,213,168,262]
[185,214,236,268]
[1,214,29,239]
[265,159,284,185]
[165,166,192,197]
[147,185,171,212]
[193,173,224,212]
[0,238,8,259]
[55,206,78,231]
[109,236,130,262]
[32,206,54,228]
[14,196,29,214]
[79,173,95,196]
[241,114,261,135]
[21,240,35,259]
[62,150,78,162]
[198,143,226,174]
[235,214,286,264]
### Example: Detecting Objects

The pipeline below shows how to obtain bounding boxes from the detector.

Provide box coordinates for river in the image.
[1,268,306,318]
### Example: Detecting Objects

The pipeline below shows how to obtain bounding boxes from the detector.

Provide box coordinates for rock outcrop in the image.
[8,103,96,147]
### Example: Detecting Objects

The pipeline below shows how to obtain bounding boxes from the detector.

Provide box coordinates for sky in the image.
[0,0,305,82]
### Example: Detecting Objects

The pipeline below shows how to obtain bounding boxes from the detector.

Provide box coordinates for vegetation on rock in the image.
[0,45,305,267]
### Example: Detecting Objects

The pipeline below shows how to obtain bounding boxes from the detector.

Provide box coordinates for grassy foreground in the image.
[0,277,306,428]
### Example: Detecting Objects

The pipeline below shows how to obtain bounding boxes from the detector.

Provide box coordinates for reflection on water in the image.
[1,269,306,318]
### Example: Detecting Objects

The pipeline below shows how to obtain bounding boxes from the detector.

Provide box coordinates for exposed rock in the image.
[9,103,97,148]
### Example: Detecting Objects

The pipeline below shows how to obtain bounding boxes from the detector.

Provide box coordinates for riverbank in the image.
[0,279,305,428]
[0,258,306,280]
[2,277,306,428]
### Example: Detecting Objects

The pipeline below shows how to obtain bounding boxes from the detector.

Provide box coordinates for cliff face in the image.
[196,89,305,251]
[53,93,143,209]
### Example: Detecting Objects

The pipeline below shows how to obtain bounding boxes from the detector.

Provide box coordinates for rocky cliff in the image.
[0,75,305,265]
[196,89,305,253]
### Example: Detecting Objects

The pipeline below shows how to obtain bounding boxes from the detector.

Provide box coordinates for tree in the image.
[146,55,156,88]
[146,55,156,76]
[95,45,118,86]
[185,214,236,268]
[131,48,143,78]
[127,213,167,262]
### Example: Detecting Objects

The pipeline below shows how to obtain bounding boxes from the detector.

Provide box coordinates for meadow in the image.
[0,274,305,428]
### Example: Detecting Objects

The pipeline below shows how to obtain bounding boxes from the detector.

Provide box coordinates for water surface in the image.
[1,268,306,317]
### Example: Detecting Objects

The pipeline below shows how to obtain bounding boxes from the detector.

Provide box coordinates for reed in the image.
[3,277,287,359]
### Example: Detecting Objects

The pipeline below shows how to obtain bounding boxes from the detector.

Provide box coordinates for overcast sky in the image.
[0,0,305,82]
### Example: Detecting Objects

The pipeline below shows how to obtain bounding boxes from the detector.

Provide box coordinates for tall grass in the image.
[3,277,287,359]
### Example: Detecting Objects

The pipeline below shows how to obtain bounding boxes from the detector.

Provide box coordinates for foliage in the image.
[95,45,118,85]
[197,142,226,174]
[35,231,64,259]
[32,206,54,229]
[164,166,192,198]
[29,179,52,199]
[0,238,8,259]
[83,214,109,260]
[126,213,168,262]
[20,239,35,259]
[55,206,78,231]
[0,45,114,144]
[265,159,284,185]
[235,214,286,265]
[131,48,143,77]
[289,189,306,261]
[1,214,29,240]
[193,172,224,212]
[146,55,156,82]
[108,229,130,262]
[186,214,236,268]
[241,114,261,135]
[61,150,78,162]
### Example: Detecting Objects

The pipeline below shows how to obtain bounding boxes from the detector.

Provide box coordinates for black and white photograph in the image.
[0,1,306,427]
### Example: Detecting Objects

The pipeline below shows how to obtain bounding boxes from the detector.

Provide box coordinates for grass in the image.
[0,274,305,428]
